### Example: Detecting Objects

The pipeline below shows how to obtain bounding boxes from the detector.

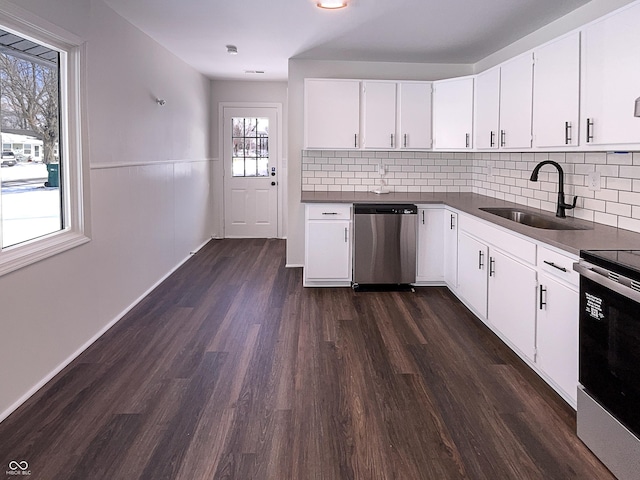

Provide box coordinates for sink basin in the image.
[479,207,592,230]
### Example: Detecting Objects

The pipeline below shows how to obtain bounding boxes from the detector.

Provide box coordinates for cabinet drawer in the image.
[306,203,352,220]
[538,246,579,288]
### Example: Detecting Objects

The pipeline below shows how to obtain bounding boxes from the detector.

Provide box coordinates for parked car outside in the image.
[1,150,16,167]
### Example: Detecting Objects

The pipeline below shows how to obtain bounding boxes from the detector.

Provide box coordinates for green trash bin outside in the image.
[45,163,59,187]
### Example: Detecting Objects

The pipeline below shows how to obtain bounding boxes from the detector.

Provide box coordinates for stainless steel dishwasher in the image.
[353,204,417,287]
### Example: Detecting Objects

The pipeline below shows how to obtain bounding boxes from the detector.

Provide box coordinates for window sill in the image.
[0,230,90,277]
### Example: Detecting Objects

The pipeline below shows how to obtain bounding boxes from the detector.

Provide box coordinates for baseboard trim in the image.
[0,238,212,424]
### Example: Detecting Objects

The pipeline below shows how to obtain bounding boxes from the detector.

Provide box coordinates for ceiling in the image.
[103,0,592,81]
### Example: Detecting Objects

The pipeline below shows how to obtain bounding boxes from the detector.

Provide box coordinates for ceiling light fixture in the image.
[226,45,238,55]
[317,1,347,9]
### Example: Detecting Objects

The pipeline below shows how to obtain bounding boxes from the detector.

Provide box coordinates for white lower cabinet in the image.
[416,206,445,283]
[488,249,537,361]
[457,231,489,319]
[458,226,537,361]
[454,212,580,407]
[443,209,458,289]
[536,247,579,405]
[304,204,352,287]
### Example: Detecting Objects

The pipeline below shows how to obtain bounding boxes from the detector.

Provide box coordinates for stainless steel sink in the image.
[479,207,592,230]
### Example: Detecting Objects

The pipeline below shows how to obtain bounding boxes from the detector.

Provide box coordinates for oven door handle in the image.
[573,261,640,304]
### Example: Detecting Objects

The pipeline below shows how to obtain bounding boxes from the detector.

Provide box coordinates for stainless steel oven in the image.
[574,250,640,480]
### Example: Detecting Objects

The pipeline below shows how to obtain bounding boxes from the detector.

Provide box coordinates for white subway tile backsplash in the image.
[620,166,640,179]
[301,148,640,235]
[607,177,632,191]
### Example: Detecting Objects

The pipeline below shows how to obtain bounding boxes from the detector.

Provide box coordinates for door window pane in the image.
[231,117,269,177]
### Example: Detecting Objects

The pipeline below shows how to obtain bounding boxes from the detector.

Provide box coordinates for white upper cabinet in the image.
[398,82,433,149]
[474,67,501,149]
[581,2,640,146]
[433,76,474,150]
[363,81,397,149]
[499,53,534,149]
[532,33,581,148]
[304,79,361,149]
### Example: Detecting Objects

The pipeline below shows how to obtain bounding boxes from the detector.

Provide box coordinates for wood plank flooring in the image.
[0,239,615,479]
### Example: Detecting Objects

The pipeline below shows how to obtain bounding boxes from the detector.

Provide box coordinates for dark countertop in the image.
[300,191,640,255]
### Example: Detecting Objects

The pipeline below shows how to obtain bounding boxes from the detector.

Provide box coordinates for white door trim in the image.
[218,102,284,238]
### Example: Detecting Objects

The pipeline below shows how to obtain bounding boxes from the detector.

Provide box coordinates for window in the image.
[0,4,88,276]
[231,117,269,177]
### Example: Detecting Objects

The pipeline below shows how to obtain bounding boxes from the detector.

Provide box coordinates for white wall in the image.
[0,0,212,420]
[209,80,288,238]
[287,59,473,266]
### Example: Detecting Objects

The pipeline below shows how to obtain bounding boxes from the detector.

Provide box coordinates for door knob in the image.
[271,181,276,186]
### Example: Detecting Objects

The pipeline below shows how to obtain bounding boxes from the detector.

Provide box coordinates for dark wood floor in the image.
[0,239,614,479]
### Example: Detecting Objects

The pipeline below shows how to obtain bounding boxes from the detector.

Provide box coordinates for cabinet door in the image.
[305,221,351,281]
[399,82,432,149]
[474,67,501,149]
[533,33,580,147]
[433,77,474,149]
[457,232,488,319]
[363,81,397,149]
[443,210,458,289]
[499,54,534,149]
[304,79,360,149]
[537,273,579,404]
[581,2,640,146]
[488,249,537,361]
[416,208,444,282]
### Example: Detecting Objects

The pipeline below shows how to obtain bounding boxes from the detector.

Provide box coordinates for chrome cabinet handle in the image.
[390,134,394,148]
[539,285,547,310]
[586,119,594,143]
[490,131,495,148]
[565,121,572,145]
[404,134,408,148]
[354,133,358,148]
[465,133,470,148]
[500,130,506,147]
[489,257,496,277]
[544,260,568,273]
[322,212,339,215]
[450,214,455,230]
[344,227,348,243]
[422,210,425,225]
[478,251,484,269]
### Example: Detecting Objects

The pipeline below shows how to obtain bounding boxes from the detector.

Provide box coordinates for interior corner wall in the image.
[209,80,288,239]
[0,0,212,421]
[286,59,473,267]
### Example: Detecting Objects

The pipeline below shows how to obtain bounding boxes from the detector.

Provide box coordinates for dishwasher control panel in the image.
[353,204,418,215]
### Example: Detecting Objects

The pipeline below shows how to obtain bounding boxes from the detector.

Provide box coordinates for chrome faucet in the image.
[529,160,577,218]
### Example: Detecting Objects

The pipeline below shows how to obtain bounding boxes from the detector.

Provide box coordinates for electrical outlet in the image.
[587,171,601,191]
[378,165,386,175]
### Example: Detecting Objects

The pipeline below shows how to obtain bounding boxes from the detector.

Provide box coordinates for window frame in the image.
[0,2,90,276]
